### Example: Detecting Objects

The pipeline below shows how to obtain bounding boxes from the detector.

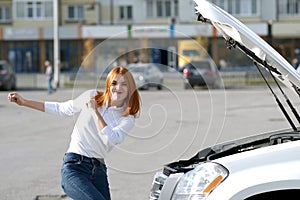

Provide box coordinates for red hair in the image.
[94,66,141,117]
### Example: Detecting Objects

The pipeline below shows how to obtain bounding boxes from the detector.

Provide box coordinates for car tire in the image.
[157,84,162,90]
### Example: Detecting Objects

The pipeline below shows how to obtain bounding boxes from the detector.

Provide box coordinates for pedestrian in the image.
[7,66,141,200]
[45,60,54,94]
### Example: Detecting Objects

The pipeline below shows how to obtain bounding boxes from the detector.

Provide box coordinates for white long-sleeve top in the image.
[44,89,135,159]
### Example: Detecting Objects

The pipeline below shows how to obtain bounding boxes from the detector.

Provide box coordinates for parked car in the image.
[181,59,221,89]
[0,60,16,91]
[126,63,163,90]
[153,63,176,72]
[149,0,300,199]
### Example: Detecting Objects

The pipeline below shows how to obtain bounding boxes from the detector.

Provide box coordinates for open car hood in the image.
[194,0,300,95]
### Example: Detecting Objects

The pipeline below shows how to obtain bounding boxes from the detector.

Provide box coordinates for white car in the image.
[149,0,300,199]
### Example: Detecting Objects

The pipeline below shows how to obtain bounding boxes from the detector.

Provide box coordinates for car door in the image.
[152,64,163,84]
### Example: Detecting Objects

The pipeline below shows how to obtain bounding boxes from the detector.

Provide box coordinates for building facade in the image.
[0,0,299,73]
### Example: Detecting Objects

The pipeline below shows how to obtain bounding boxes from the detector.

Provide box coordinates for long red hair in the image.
[94,66,141,117]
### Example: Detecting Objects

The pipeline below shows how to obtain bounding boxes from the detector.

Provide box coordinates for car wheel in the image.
[157,82,163,90]
[158,79,164,90]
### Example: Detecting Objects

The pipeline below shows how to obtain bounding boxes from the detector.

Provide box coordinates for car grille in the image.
[149,166,178,200]
[149,171,168,200]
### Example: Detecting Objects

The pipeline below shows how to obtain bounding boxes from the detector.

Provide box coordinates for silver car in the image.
[0,60,16,91]
[149,0,300,199]
[127,63,164,90]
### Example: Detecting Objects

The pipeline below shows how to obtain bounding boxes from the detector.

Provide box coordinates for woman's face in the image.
[109,75,129,106]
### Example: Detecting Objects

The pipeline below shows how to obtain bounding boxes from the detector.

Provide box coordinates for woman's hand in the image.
[7,92,25,106]
[86,99,107,130]
[86,99,98,112]
[7,92,45,112]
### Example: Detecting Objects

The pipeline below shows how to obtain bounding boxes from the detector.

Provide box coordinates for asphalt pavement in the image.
[1,85,298,200]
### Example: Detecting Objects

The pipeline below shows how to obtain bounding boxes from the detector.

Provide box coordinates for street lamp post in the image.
[110,0,114,25]
[53,0,60,88]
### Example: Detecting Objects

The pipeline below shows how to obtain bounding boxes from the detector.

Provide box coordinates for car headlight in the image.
[138,75,144,81]
[171,162,228,200]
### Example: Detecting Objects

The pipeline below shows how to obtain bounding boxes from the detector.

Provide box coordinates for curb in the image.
[34,195,72,200]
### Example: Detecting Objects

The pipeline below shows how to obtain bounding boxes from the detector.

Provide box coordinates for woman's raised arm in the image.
[7,92,45,112]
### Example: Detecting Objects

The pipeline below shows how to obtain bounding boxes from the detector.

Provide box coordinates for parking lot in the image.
[0,85,297,200]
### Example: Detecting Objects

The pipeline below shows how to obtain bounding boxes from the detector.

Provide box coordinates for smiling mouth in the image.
[113,92,123,96]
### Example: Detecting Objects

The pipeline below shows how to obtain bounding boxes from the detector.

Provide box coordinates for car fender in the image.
[207,140,300,200]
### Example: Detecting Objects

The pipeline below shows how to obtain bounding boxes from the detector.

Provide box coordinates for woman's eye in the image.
[111,81,117,85]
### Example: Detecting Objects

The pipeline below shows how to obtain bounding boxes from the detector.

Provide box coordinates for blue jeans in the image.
[61,153,111,200]
[47,76,54,93]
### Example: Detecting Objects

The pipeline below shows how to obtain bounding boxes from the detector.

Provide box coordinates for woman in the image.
[7,66,141,200]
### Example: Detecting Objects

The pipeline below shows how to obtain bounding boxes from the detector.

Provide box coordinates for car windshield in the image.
[0,64,5,70]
